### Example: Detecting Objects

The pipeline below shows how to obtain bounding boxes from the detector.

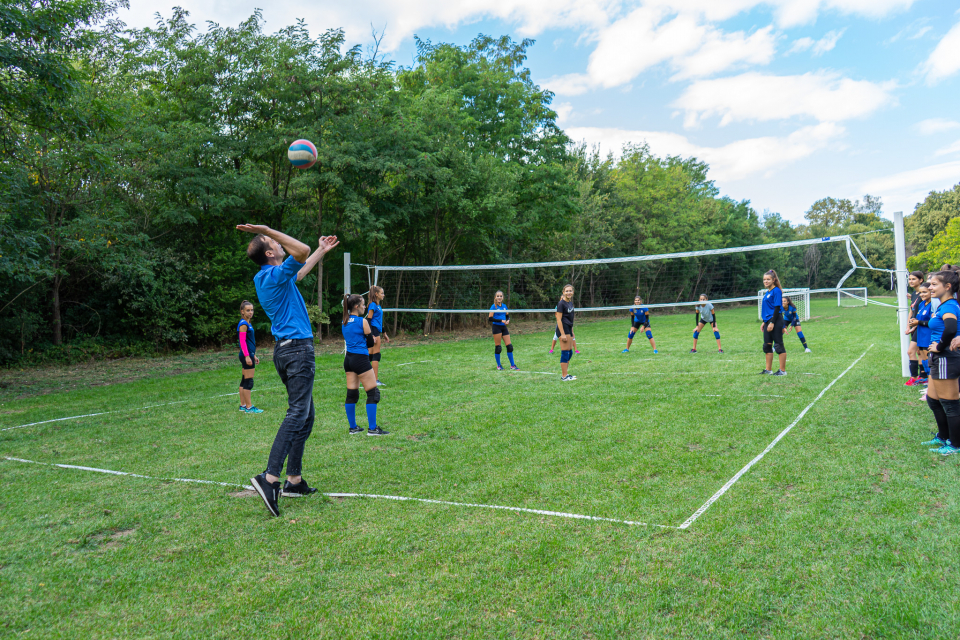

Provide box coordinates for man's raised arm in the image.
[236,224,311,263]
[298,236,341,282]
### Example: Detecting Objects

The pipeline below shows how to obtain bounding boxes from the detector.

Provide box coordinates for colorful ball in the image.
[287,139,317,169]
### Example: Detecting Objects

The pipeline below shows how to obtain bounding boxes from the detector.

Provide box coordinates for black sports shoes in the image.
[759,369,773,375]
[367,427,390,436]
[349,426,364,435]
[772,370,787,376]
[281,478,319,498]
[251,473,280,517]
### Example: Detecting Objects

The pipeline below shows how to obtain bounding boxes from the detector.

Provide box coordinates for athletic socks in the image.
[366,402,378,431]
[345,403,357,430]
[910,360,919,378]
[928,396,949,441]
[507,351,516,366]
[797,331,808,348]
[495,353,502,367]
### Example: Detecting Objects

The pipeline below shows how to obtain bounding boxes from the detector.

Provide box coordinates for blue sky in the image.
[120,1,960,224]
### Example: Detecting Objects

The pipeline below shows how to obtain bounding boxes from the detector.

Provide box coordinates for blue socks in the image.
[345,403,357,429]
[507,351,516,366]
[797,331,808,348]
[922,359,930,375]
[495,353,502,367]
[366,403,377,431]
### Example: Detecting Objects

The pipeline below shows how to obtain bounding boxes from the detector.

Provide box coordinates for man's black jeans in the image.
[266,338,315,478]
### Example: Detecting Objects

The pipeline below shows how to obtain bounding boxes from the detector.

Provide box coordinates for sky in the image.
[118,1,960,224]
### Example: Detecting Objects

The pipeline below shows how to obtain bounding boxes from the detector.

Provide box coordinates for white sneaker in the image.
[561,374,577,381]
[805,348,812,353]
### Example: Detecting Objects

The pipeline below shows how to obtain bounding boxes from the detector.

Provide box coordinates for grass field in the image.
[2,298,956,639]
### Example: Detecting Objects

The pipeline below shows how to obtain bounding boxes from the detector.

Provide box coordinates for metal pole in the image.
[344,252,351,295]
[893,211,910,377]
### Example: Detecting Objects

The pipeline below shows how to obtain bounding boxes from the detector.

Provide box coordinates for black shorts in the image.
[492,324,509,336]
[910,329,918,343]
[370,326,382,337]
[238,353,256,370]
[698,319,717,329]
[930,351,960,380]
[555,325,574,341]
[631,321,650,331]
[343,352,373,375]
[788,319,800,328]
[762,317,785,354]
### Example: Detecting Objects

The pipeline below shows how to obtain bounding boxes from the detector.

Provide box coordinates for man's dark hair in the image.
[247,235,271,266]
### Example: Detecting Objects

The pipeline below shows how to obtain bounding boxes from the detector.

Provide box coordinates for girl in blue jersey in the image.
[622,296,657,353]
[918,270,960,454]
[556,284,576,381]
[760,270,787,376]
[237,301,263,413]
[365,285,390,386]
[905,271,926,386]
[907,284,933,386]
[691,294,722,354]
[342,294,387,436]
[781,296,811,353]
[488,290,518,370]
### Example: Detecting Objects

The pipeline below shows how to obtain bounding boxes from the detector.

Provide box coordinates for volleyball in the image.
[287,139,317,169]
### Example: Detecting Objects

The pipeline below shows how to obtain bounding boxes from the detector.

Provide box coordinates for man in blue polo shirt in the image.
[237,223,339,517]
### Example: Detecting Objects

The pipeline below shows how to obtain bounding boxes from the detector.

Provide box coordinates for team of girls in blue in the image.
[782,296,811,353]
[488,290,518,370]
[236,301,264,413]
[365,285,390,385]
[691,294,722,354]
[913,269,960,454]
[555,284,577,381]
[760,270,787,375]
[622,296,657,354]
[342,294,388,436]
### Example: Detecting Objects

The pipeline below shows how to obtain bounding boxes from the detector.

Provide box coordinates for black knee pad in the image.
[774,343,786,355]
[506,344,513,353]
[370,352,381,362]
[240,377,254,390]
[366,387,381,404]
[495,345,502,355]
[346,388,360,404]
[763,342,773,354]
[941,398,960,417]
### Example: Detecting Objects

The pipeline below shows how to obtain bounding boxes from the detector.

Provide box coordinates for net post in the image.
[344,252,351,295]
[893,211,910,378]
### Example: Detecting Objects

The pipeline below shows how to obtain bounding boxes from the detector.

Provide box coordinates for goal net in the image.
[838,287,868,307]
[758,288,810,322]
[355,235,880,330]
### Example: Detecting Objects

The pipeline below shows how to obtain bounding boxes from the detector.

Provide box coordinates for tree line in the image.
[0,1,954,365]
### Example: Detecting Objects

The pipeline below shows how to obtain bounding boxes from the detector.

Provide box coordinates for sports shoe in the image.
[622,348,630,353]
[510,364,519,370]
[759,369,773,375]
[496,365,504,371]
[804,348,812,353]
[653,349,658,354]
[575,350,580,354]
[560,374,577,381]
[773,370,787,376]
[367,427,390,436]
[244,406,264,414]
[922,435,947,447]
[349,426,364,435]
[281,478,318,498]
[250,473,280,517]
[718,349,724,354]
[905,377,917,386]
[690,349,697,353]
[936,442,960,456]
[239,405,247,412]
[377,380,385,387]
[549,349,554,354]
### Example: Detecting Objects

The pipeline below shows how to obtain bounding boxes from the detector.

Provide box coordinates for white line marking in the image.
[511,371,555,375]
[758,394,785,398]
[395,360,432,367]
[678,344,873,530]
[1,456,677,529]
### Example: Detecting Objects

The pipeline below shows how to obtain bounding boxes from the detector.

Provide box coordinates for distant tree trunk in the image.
[424,270,440,334]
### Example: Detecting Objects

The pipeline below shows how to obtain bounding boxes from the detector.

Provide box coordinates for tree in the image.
[905,183,960,255]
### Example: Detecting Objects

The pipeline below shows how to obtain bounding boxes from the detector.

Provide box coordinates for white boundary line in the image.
[395,360,432,367]
[1,456,676,529]
[678,344,874,530]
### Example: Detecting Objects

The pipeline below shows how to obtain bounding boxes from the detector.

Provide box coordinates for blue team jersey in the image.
[341,315,369,355]
[761,287,782,322]
[253,256,312,340]
[783,304,798,324]
[368,301,384,330]
[631,306,649,324]
[929,298,960,345]
[237,319,256,356]
[916,301,933,348]
[490,303,508,325]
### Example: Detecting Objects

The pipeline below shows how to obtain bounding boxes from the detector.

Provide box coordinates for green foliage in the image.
[905,183,960,254]
[907,216,960,272]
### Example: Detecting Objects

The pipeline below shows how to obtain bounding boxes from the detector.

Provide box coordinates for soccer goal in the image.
[838,287,868,307]
[757,288,810,322]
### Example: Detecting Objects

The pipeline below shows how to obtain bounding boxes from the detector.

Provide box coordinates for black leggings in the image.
[762,317,785,354]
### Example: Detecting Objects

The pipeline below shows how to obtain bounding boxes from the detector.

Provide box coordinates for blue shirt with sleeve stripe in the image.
[253,256,312,340]
[341,315,369,354]
[916,300,933,348]
[490,303,508,325]
[368,301,384,330]
[631,306,649,325]
[783,304,798,324]
[761,287,782,322]
[930,298,960,345]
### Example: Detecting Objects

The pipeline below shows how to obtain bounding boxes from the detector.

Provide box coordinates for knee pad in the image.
[495,345,502,355]
[239,377,253,390]
[941,398,960,417]
[628,330,636,339]
[693,331,699,339]
[370,352,381,362]
[560,350,572,363]
[774,342,786,355]
[366,387,381,404]
[763,342,773,354]
[506,343,513,353]
[713,331,720,340]
[645,330,652,339]
[345,388,360,404]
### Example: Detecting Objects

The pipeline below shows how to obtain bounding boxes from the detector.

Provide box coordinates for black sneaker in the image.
[718,349,724,354]
[281,478,319,498]
[773,370,787,376]
[349,426,364,435]
[367,427,390,436]
[250,473,280,517]
[759,369,773,375]
[690,349,697,353]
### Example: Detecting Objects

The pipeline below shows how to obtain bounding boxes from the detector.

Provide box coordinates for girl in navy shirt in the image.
[760,270,786,376]
[237,301,263,413]
[488,290,518,370]
[908,284,933,385]
[365,285,390,386]
[920,271,960,454]
[342,294,387,436]
[556,284,576,381]
[906,271,926,386]
[782,296,811,353]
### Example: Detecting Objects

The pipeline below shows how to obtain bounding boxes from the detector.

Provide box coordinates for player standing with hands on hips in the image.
[760,270,787,376]
[919,270,960,454]
[556,284,577,381]
[238,224,339,517]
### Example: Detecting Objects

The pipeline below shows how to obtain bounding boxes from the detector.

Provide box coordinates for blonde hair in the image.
[368,285,384,305]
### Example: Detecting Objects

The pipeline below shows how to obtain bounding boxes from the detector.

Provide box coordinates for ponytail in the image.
[368,285,383,306]
[342,294,364,325]
[765,269,783,291]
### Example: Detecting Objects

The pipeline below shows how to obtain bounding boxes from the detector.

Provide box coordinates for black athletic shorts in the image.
[788,318,800,328]
[910,329,918,342]
[556,324,574,341]
[492,324,509,335]
[631,321,651,331]
[343,352,373,375]
[698,319,717,329]
[762,317,785,354]
[238,353,256,370]
[930,351,960,380]
[370,326,382,337]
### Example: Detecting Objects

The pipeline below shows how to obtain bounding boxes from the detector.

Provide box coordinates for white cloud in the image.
[554,102,574,124]
[644,0,914,27]
[916,118,960,135]
[671,26,777,80]
[923,21,960,84]
[564,122,844,182]
[787,29,844,55]
[788,37,816,53]
[861,160,960,214]
[675,71,895,127]
[935,140,960,156]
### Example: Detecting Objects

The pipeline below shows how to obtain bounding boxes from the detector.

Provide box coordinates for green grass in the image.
[1,299,956,639]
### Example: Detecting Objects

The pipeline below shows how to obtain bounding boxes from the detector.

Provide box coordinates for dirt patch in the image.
[228,489,257,498]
